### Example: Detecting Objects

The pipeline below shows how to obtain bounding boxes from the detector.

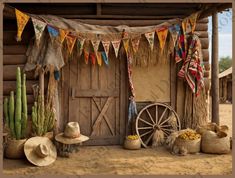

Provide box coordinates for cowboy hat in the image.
[24,137,57,167]
[55,122,89,144]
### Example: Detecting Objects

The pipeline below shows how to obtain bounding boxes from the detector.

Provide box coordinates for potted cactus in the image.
[4,67,28,159]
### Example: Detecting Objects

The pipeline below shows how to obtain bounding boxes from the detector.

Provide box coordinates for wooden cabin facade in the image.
[2,3,231,145]
[219,67,232,103]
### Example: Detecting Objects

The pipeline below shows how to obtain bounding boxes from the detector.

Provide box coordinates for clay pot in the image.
[124,138,141,150]
[5,138,27,159]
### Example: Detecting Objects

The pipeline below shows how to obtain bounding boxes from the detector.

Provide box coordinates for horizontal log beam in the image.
[3,45,27,55]
[202,49,209,62]
[3,65,36,80]
[3,55,27,65]
[3,94,35,104]
[203,61,210,71]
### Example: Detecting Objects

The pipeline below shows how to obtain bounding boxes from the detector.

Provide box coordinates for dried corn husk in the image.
[152,129,165,147]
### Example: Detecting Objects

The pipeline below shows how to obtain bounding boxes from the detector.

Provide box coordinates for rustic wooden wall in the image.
[3,3,210,132]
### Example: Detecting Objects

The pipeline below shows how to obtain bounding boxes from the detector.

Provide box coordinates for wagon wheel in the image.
[135,103,181,148]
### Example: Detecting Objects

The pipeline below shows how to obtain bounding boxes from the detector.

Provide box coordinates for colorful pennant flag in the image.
[97,52,102,66]
[91,40,100,53]
[31,17,47,45]
[15,9,30,42]
[90,53,96,65]
[182,18,192,35]
[77,38,85,55]
[111,40,121,58]
[84,50,89,64]
[47,25,59,43]
[101,51,109,66]
[169,24,181,47]
[102,41,111,59]
[66,34,77,55]
[123,39,130,54]
[59,29,69,44]
[144,32,155,51]
[189,13,198,33]
[156,27,169,51]
[131,36,140,54]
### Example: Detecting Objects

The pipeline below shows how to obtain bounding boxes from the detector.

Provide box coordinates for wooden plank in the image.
[3,45,27,54]
[203,61,210,71]
[3,55,27,65]
[3,30,33,45]
[72,88,119,98]
[211,12,220,125]
[200,38,209,49]
[3,65,35,80]
[202,49,209,61]
[0,3,3,136]
[3,94,34,104]
[196,31,209,38]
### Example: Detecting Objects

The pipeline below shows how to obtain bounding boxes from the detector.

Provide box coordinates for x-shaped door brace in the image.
[91,97,115,136]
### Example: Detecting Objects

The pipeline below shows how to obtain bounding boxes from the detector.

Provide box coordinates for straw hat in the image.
[55,122,89,144]
[24,137,57,167]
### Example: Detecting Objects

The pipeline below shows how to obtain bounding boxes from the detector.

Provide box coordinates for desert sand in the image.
[3,104,232,175]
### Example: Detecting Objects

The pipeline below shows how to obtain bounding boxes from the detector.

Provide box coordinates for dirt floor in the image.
[3,104,232,175]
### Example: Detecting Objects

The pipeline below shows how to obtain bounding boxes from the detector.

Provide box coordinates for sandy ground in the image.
[3,104,232,175]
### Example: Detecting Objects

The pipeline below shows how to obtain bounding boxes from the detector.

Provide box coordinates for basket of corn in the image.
[123,135,141,150]
[174,130,201,154]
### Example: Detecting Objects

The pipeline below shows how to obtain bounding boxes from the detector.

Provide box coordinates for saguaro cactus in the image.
[15,67,22,140]
[3,98,9,128]
[21,73,28,138]
[9,91,16,138]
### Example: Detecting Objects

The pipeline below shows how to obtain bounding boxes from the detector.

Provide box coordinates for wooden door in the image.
[68,53,127,145]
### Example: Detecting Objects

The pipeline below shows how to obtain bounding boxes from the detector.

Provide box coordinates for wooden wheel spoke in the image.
[157,107,168,125]
[155,105,158,123]
[138,127,153,130]
[160,124,172,128]
[161,128,175,132]
[159,115,172,126]
[145,131,154,145]
[146,109,155,124]
[140,130,153,137]
[139,118,154,126]
[162,129,170,135]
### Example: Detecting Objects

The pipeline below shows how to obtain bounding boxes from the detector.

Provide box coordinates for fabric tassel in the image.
[101,51,109,66]
[128,97,137,125]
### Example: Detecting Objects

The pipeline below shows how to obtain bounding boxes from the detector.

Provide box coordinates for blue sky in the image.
[208,9,232,60]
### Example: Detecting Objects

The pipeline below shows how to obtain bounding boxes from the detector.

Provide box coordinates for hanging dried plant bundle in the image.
[152,129,165,147]
[167,112,178,131]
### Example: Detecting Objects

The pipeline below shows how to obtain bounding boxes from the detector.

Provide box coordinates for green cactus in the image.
[4,98,9,128]
[15,67,22,139]
[21,73,27,138]
[9,91,16,138]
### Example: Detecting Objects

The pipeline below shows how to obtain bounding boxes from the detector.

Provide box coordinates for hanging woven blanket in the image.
[178,34,204,96]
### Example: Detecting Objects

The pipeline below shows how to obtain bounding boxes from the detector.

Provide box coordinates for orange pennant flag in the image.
[59,29,69,44]
[84,50,89,64]
[189,13,198,33]
[97,52,102,66]
[123,39,129,54]
[66,34,77,55]
[156,27,169,51]
[15,9,30,42]
[131,36,140,54]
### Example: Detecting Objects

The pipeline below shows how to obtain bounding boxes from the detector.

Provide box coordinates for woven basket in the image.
[174,137,201,154]
[123,138,141,150]
[5,138,27,159]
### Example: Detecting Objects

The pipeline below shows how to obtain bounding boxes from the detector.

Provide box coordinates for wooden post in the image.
[211,12,219,125]
[233,1,235,139]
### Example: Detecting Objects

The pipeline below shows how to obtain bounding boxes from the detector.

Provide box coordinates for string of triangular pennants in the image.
[15,8,200,66]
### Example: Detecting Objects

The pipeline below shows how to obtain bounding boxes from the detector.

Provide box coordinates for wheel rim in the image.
[136,103,181,148]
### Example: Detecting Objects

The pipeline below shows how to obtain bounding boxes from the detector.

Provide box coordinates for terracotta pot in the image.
[5,138,27,159]
[124,138,141,150]
[43,131,54,140]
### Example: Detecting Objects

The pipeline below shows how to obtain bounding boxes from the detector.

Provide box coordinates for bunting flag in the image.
[47,25,59,43]
[97,52,102,66]
[59,29,69,44]
[182,18,192,35]
[15,9,30,42]
[84,50,89,64]
[111,40,121,58]
[102,41,111,59]
[101,51,109,66]
[66,34,77,55]
[31,17,47,45]
[91,40,100,53]
[156,27,169,51]
[123,39,130,54]
[77,38,85,55]
[131,36,141,54]
[144,32,155,51]
[90,53,96,65]
[169,24,181,47]
[189,13,198,33]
